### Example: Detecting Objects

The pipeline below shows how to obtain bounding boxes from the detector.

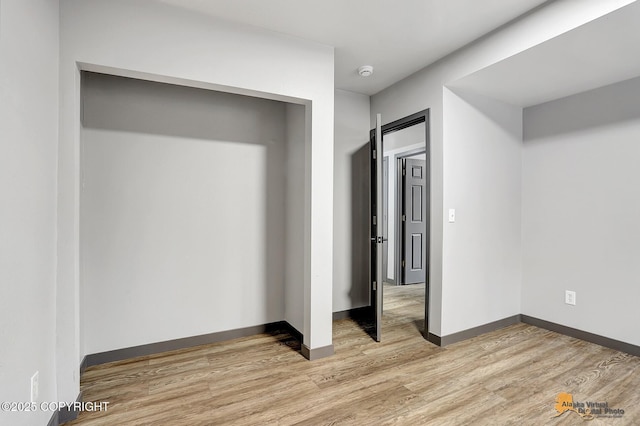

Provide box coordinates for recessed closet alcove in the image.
[79,72,306,357]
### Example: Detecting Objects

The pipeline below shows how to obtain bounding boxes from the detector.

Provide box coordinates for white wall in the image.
[333,89,371,312]
[0,1,59,425]
[371,0,633,338]
[59,0,334,401]
[522,77,640,346]
[442,89,522,336]
[80,72,299,354]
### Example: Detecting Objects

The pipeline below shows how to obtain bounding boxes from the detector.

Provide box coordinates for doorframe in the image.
[382,157,390,285]
[375,109,430,338]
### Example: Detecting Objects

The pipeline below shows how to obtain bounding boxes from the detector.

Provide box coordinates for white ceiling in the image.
[449,1,640,107]
[157,0,549,95]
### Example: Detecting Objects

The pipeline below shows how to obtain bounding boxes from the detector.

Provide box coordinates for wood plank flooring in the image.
[65,284,639,425]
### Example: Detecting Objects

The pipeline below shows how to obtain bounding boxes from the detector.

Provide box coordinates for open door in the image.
[370,114,383,342]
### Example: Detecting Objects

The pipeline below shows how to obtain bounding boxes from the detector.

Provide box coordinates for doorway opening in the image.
[370,110,430,341]
[385,146,427,287]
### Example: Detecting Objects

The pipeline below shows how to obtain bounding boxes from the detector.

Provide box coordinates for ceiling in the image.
[449,0,640,107]
[157,0,549,95]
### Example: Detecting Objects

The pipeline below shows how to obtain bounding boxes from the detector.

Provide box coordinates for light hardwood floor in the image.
[65,284,639,425]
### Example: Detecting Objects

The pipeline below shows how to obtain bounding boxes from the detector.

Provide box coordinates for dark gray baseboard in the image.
[426,314,639,357]
[521,315,640,357]
[83,321,302,368]
[57,391,83,424]
[48,391,82,426]
[301,344,335,361]
[425,332,441,346]
[428,315,522,347]
[281,321,303,343]
[332,306,372,321]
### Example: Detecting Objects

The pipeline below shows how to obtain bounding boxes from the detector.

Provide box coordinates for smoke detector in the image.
[358,65,374,77]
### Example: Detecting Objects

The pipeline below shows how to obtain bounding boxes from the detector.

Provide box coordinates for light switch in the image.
[448,208,455,223]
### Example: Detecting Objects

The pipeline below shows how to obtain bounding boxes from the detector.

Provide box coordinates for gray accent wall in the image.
[522,76,640,346]
[0,1,59,425]
[80,72,304,355]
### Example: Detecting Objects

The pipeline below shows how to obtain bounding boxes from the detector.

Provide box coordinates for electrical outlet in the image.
[31,371,39,402]
[565,290,576,306]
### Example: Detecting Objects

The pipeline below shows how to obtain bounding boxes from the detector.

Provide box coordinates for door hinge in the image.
[373,215,377,225]
[373,281,377,291]
[372,149,377,160]
[402,260,405,268]
[402,214,406,222]
[402,166,406,176]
